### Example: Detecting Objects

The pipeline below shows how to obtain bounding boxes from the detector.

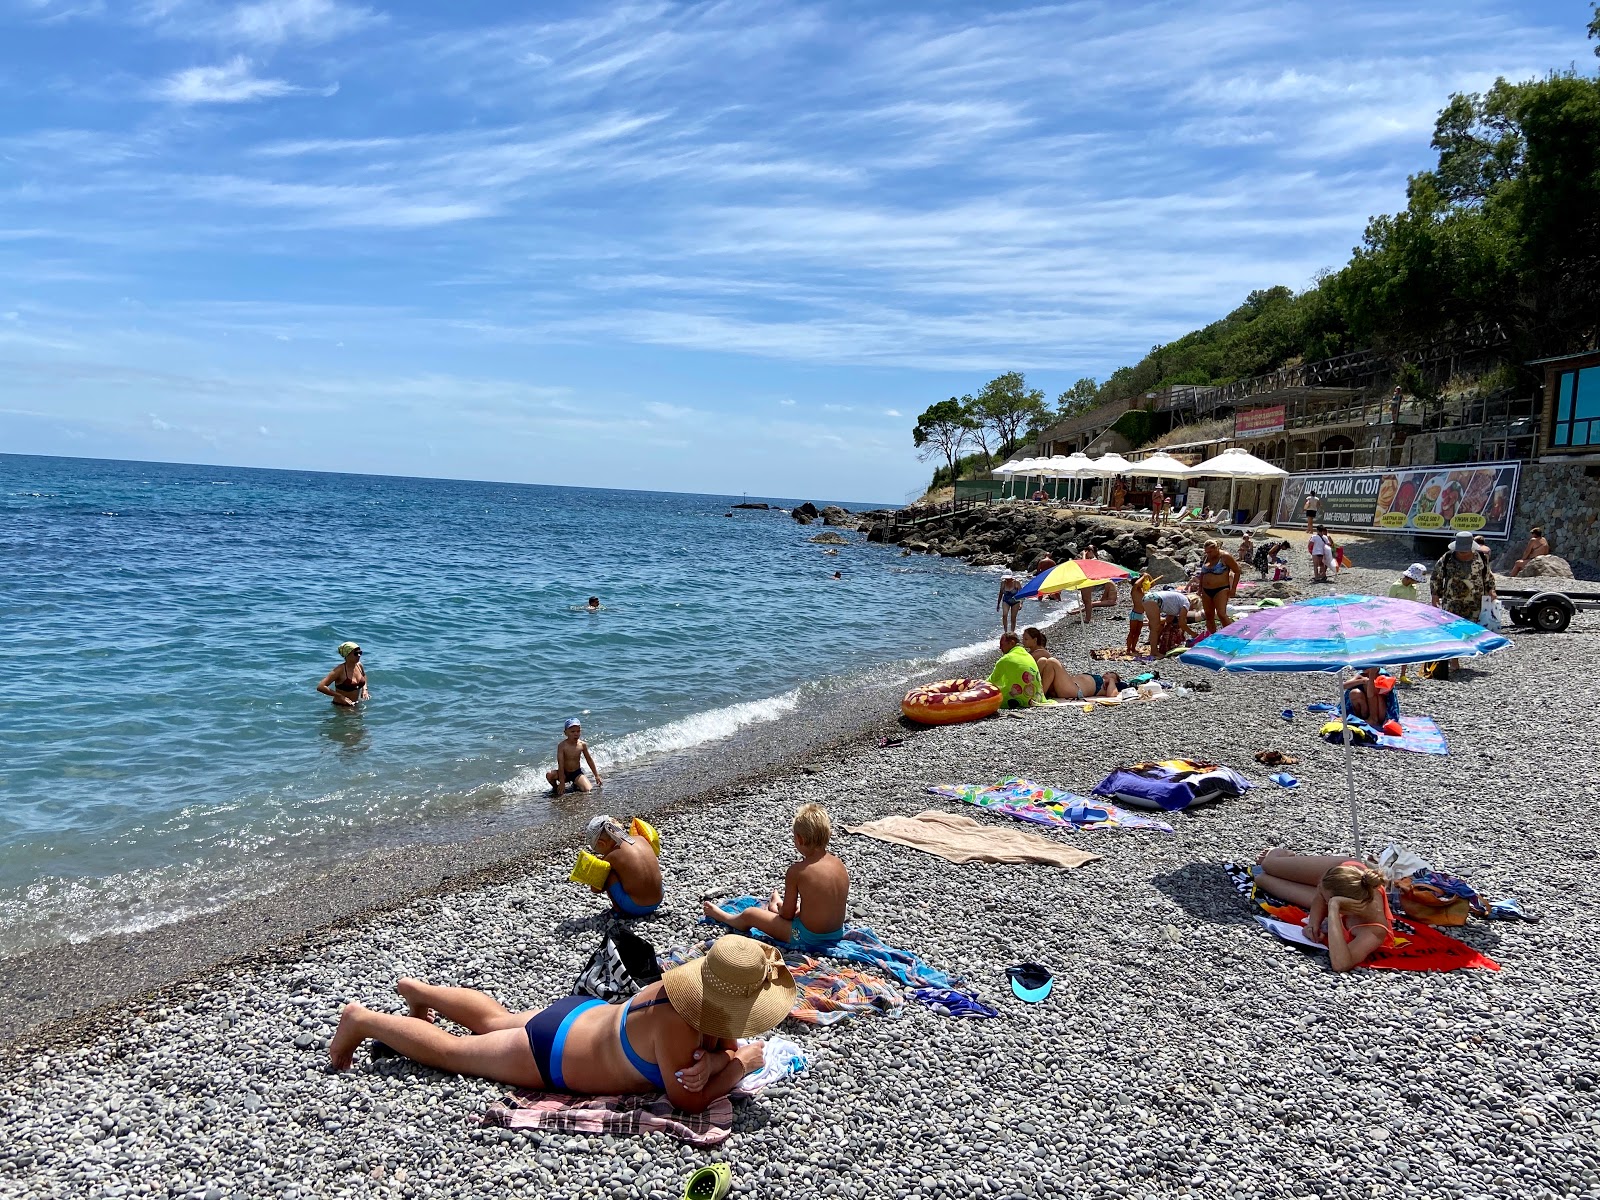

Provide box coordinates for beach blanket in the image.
[987,645,1045,708]
[1223,863,1499,973]
[698,897,956,989]
[928,777,1173,833]
[661,937,907,1024]
[1091,760,1251,812]
[1376,716,1449,756]
[846,810,1101,869]
[481,1091,732,1148]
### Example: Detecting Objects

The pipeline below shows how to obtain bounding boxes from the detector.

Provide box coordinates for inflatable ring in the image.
[902,678,1003,726]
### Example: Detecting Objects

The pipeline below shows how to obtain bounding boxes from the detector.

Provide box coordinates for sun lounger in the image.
[1218,511,1269,536]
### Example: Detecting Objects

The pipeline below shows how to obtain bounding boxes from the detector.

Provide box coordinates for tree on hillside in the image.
[913,398,977,486]
[970,371,1047,455]
[1052,377,1099,423]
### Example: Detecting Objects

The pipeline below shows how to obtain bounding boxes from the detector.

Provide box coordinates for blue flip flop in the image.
[1270,772,1299,788]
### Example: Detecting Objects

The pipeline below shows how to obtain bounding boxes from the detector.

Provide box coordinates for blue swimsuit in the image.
[607,879,660,918]
[525,992,671,1091]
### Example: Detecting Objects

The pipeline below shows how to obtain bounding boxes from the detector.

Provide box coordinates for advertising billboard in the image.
[1275,462,1521,539]
[1234,405,1286,437]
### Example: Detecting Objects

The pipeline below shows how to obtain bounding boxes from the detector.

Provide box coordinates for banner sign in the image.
[1234,405,1285,437]
[1275,461,1521,539]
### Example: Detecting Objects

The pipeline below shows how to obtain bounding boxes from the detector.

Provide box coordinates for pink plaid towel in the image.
[481,1091,733,1148]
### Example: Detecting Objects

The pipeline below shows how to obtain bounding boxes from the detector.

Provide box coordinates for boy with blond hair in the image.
[704,803,850,947]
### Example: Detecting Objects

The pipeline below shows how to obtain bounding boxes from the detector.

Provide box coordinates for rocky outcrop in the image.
[858,505,1213,573]
[792,502,820,525]
[1140,553,1188,584]
[809,531,849,545]
[820,505,856,528]
[732,502,770,510]
[1517,555,1575,580]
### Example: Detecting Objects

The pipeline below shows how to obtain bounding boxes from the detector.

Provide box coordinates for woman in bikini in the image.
[1251,851,1394,972]
[996,572,1023,633]
[1195,541,1240,635]
[317,641,367,708]
[1019,627,1121,699]
[327,935,791,1114]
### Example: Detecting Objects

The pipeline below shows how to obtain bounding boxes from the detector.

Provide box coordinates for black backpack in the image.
[573,924,663,1003]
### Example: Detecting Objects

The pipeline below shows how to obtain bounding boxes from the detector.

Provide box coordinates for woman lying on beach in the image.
[316,641,367,708]
[327,935,790,1113]
[1252,850,1394,971]
[1021,628,1122,699]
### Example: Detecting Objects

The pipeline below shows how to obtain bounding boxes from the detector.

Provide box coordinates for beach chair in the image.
[1218,511,1269,537]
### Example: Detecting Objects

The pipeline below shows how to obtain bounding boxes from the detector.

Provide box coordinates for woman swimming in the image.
[317,641,367,708]
[1195,541,1240,635]
[327,935,791,1113]
[1251,851,1394,972]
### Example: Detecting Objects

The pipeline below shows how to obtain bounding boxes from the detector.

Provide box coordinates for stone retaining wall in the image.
[1501,462,1600,578]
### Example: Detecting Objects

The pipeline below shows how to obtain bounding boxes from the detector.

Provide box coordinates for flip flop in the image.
[1270,772,1299,788]
[683,1164,731,1200]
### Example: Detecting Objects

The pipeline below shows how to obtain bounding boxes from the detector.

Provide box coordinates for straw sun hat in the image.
[662,935,797,1040]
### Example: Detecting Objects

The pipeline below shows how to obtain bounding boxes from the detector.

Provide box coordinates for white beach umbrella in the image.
[1189,447,1289,519]
[1082,451,1134,478]
[1127,451,1194,479]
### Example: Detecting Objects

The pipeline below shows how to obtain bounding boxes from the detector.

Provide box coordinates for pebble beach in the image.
[3,535,1598,1200]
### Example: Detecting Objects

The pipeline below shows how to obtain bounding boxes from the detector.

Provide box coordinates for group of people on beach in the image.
[328,801,850,1118]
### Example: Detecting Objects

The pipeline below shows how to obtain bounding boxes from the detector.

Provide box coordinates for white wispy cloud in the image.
[152,55,305,103]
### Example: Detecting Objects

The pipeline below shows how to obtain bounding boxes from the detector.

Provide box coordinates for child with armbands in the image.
[572,815,663,917]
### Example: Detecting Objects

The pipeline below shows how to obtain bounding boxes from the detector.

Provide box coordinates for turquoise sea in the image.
[0,454,1014,956]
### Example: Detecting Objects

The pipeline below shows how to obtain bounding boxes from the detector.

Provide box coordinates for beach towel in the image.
[732,1035,808,1095]
[661,938,907,1025]
[1223,863,1499,973]
[928,777,1173,833]
[1091,759,1251,812]
[912,987,1000,1018]
[481,1091,733,1148]
[846,810,1101,870]
[987,645,1045,708]
[1375,716,1449,756]
[697,898,956,989]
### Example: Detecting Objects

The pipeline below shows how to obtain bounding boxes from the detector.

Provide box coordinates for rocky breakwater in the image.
[792,503,863,528]
[861,505,1213,576]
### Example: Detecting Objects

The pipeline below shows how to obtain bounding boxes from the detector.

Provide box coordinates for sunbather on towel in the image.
[704,803,850,949]
[1251,850,1394,971]
[328,935,788,1113]
[1342,668,1384,725]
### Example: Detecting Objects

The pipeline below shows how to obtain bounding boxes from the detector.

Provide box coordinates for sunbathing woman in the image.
[327,935,791,1113]
[1251,851,1394,971]
[1195,540,1240,635]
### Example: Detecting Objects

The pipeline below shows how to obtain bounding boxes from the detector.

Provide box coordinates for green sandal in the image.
[683,1164,731,1200]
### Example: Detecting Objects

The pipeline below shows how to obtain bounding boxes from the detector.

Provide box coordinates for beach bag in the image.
[1320,718,1378,745]
[573,925,663,1003]
[1477,598,1502,632]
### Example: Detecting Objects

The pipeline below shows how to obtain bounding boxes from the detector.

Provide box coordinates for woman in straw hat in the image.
[327,935,794,1113]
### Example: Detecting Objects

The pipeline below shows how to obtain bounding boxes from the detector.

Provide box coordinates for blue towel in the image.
[704,896,956,989]
[912,987,999,1019]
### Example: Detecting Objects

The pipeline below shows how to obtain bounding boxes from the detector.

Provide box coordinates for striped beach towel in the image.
[481,1091,732,1148]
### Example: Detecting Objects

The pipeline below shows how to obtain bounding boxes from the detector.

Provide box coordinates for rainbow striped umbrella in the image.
[1180,593,1508,852]
[1014,558,1133,600]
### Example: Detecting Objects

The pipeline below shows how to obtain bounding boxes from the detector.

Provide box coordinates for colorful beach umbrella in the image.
[1014,558,1133,600]
[1179,594,1509,852]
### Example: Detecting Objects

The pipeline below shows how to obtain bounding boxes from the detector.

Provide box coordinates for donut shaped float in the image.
[902,678,1003,726]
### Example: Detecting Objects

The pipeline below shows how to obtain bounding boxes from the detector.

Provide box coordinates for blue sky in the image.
[1,0,1591,501]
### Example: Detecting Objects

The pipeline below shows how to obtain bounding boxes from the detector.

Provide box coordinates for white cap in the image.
[564,718,582,731]
[1402,563,1428,582]
[586,815,632,851]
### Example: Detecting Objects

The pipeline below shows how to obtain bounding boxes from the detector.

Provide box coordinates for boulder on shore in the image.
[1516,555,1574,580]
[1142,552,1190,584]
[809,531,849,545]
